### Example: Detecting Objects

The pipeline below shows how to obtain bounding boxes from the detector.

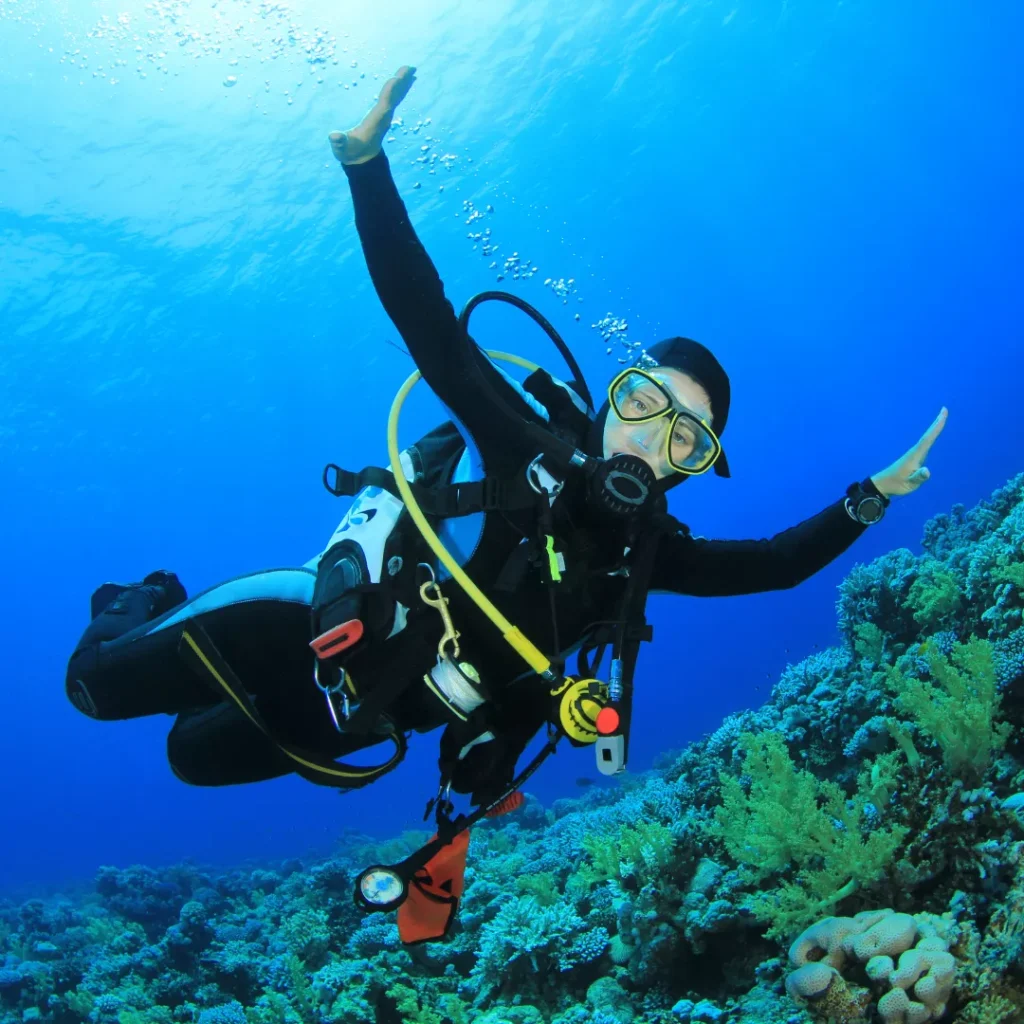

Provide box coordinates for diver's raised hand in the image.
[870,407,948,499]
[329,65,417,166]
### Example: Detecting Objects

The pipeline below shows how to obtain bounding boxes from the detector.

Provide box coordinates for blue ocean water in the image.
[0,0,1020,904]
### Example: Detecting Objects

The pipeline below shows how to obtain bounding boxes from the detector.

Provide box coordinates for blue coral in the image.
[90,992,124,1021]
[197,1001,248,1024]
[0,968,25,994]
[837,548,920,644]
[557,927,610,971]
[94,866,185,932]
[994,626,1024,690]
[470,896,608,998]
[348,917,398,958]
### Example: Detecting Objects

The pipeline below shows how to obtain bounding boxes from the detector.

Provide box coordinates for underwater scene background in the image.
[1,1,1022,1022]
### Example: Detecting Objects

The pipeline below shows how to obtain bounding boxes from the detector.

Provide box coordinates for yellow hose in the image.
[386,351,554,678]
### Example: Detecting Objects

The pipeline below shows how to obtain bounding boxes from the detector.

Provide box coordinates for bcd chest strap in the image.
[322,462,540,519]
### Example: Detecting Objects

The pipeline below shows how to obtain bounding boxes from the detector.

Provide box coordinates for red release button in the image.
[596,707,620,735]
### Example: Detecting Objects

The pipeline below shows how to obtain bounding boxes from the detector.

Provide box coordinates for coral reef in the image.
[2,473,1024,1022]
[786,909,956,1023]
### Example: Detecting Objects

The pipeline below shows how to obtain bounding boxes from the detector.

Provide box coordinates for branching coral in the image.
[469,895,608,1001]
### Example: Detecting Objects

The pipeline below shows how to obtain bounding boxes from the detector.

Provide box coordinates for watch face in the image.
[859,496,884,524]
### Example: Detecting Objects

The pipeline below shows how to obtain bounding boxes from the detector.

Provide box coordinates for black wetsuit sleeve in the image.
[649,494,869,596]
[341,151,538,473]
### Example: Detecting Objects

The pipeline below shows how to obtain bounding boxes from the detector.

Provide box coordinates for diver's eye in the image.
[630,397,649,414]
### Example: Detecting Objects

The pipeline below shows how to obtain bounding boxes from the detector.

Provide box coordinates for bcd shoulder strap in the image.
[521,368,593,443]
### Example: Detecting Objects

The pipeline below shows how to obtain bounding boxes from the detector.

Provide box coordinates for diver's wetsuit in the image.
[335,151,875,799]
[66,149,873,801]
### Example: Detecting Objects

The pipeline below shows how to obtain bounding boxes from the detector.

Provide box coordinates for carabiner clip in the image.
[314,662,350,732]
[418,568,461,660]
[423,780,454,823]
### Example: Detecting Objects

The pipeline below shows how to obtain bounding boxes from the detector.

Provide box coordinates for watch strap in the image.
[861,477,891,507]
[845,479,888,525]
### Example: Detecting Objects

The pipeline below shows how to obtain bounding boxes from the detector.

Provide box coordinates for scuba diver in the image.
[64,65,947,942]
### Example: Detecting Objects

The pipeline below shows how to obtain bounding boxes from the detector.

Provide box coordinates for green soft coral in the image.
[282,907,330,967]
[385,982,469,1024]
[385,982,443,1024]
[246,991,299,1024]
[857,750,905,810]
[118,1009,173,1024]
[905,561,963,632]
[576,820,675,888]
[516,871,561,906]
[886,637,1012,779]
[708,732,909,941]
[286,954,317,1021]
[994,562,1024,590]
[853,622,887,664]
[66,989,95,1019]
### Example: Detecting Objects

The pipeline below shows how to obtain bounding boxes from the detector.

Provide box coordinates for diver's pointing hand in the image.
[870,407,948,499]
[329,65,417,166]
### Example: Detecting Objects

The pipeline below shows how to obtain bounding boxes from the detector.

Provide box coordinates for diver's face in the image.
[603,367,713,480]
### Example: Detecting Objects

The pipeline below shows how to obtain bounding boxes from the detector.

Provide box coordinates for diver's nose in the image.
[636,420,663,450]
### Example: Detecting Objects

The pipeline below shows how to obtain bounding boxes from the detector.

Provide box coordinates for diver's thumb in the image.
[328,132,349,163]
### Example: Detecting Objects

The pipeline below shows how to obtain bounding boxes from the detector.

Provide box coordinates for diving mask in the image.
[608,368,722,475]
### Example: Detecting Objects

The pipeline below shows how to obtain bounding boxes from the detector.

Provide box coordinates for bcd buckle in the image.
[310,619,365,660]
[480,477,506,511]
[322,464,358,497]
